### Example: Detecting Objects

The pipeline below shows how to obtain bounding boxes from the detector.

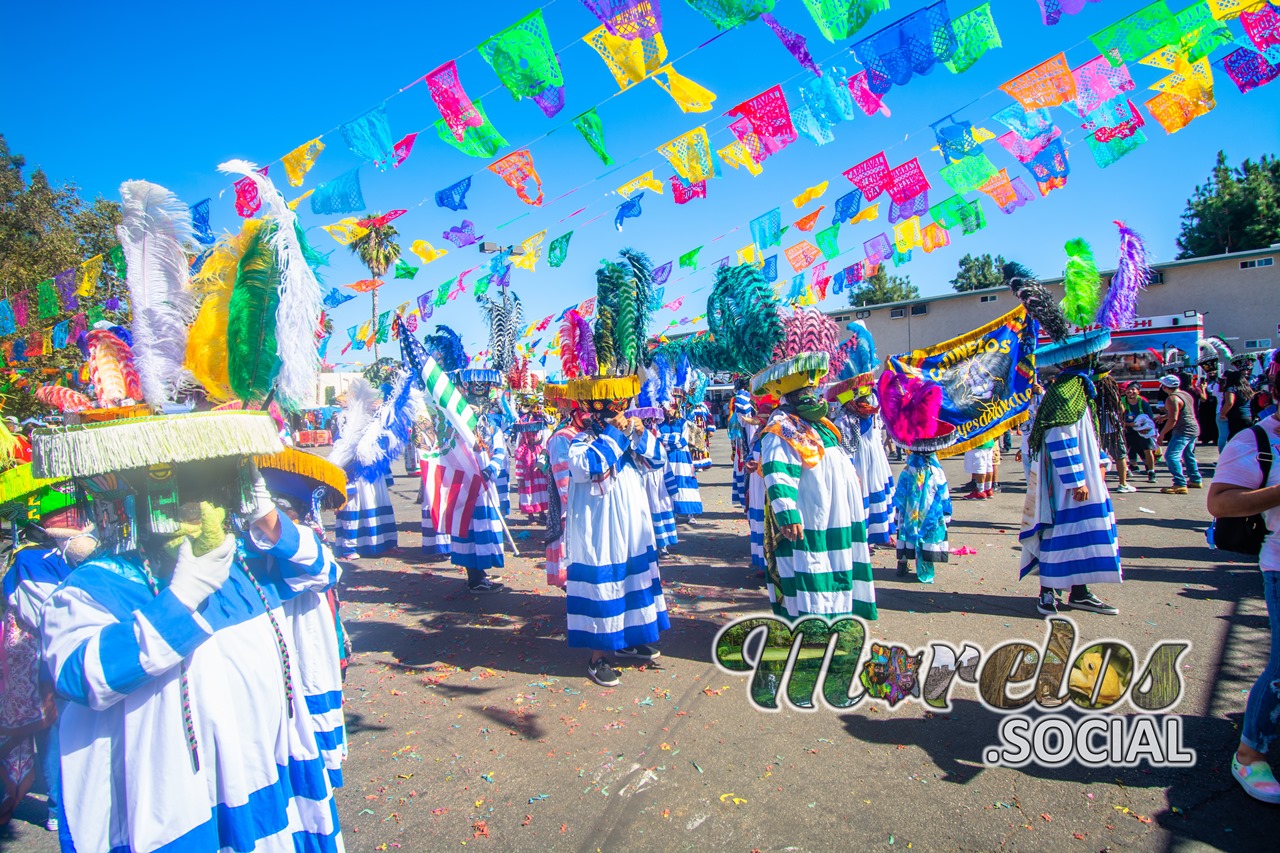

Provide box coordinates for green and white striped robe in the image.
[762,413,877,621]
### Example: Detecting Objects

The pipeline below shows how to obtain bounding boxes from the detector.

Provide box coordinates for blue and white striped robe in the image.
[1019,413,1123,588]
[489,413,512,518]
[657,419,702,516]
[856,413,897,545]
[451,420,507,574]
[335,476,397,558]
[565,425,670,651]
[747,437,766,570]
[636,431,678,550]
[731,391,755,507]
[40,515,345,853]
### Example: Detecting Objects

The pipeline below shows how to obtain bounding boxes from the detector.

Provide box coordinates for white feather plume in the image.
[218,159,324,412]
[329,377,380,471]
[117,180,198,407]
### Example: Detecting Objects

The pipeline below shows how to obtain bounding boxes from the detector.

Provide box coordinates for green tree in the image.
[1176,151,1280,259]
[348,217,401,359]
[847,267,919,306]
[950,252,1008,292]
[0,133,123,419]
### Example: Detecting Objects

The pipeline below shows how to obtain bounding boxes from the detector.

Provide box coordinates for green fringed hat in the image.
[31,410,284,480]
[750,352,830,397]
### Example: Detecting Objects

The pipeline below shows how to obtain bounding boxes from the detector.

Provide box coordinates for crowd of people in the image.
[3,223,1279,853]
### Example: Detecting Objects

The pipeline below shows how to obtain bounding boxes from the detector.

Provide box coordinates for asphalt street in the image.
[5,431,1275,852]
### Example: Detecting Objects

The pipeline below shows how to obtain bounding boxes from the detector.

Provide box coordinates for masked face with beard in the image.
[464,382,494,410]
[784,386,829,423]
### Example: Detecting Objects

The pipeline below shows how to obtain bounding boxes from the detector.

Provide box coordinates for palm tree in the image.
[349,216,401,359]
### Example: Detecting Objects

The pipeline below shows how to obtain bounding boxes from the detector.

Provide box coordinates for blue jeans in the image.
[1165,433,1201,487]
[1217,417,1230,452]
[1242,571,1280,754]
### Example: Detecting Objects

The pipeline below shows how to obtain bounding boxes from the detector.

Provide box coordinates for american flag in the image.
[416,355,485,538]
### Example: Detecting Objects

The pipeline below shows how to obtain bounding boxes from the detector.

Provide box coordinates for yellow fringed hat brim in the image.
[254,447,347,508]
[566,375,640,401]
[750,352,830,397]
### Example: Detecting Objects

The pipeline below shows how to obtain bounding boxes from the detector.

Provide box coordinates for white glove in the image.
[168,534,236,611]
[243,461,275,524]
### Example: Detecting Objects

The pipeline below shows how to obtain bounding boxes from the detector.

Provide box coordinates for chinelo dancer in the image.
[411,325,471,563]
[657,358,703,523]
[687,377,714,474]
[563,249,669,687]
[451,364,511,594]
[331,374,418,559]
[755,345,876,622]
[629,363,679,557]
[745,392,779,577]
[509,360,550,522]
[747,302,880,622]
[729,379,755,507]
[543,383,586,589]
[1010,233,1148,617]
[826,322,896,548]
[880,373,956,584]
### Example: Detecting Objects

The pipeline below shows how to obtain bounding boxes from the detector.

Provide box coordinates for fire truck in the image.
[1037,312,1204,393]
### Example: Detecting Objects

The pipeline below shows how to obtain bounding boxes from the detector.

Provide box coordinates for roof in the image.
[831,243,1280,316]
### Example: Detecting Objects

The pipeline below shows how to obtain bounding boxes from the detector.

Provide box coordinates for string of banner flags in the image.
[6,0,1279,374]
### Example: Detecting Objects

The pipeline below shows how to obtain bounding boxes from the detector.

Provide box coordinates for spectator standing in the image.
[1207,367,1280,805]
[1121,383,1159,484]
[1157,375,1202,494]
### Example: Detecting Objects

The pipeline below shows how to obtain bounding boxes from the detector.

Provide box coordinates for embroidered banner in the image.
[425,61,483,142]
[885,305,1039,455]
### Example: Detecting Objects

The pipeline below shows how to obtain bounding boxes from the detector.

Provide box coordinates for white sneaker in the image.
[1116,484,1137,493]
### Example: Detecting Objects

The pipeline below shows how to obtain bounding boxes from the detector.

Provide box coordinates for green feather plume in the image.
[593,303,616,375]
[228,219,281,402]
[1061,238,1101,328]
[619,248,654,371]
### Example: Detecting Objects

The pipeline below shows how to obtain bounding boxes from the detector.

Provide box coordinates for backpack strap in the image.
[1252,425,1273,487]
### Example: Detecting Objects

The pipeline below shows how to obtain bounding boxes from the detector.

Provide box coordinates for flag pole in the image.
[486,479,520,557]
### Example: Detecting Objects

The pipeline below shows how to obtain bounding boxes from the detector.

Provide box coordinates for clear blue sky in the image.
[3,0,1277,369]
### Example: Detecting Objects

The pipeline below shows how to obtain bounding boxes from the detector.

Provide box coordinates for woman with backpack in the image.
[1208,360,1280,805]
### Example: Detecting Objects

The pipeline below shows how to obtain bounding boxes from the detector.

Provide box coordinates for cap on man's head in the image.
[1159,375,1181,389]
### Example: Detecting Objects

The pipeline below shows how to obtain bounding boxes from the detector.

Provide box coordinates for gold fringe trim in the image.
[566,375,640,401]
[255,447,347,497]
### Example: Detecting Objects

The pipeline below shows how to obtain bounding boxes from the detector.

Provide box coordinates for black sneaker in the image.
[616,645,661,660]
[1067,592,1119,615]
[1036,589,1059,616]
[1147,470,1156,484]
[587,658,620,686]
[896,561,910,578]
[468,579,507,595]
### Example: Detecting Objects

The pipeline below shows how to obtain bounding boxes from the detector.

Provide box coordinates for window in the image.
[979,294,998,303]
[910,304,928,316]
[1240,257,1275,269]
[890,307,906,319]
[1246,339,1272,349]
[855,310,871,319]
[1149,271,1164,284]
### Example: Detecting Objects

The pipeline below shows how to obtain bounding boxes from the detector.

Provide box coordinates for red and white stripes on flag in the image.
[422,455,484,538]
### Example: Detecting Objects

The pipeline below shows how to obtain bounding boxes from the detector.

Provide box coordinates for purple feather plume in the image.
[1096,220,1150,330]
[575,311,598,377]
